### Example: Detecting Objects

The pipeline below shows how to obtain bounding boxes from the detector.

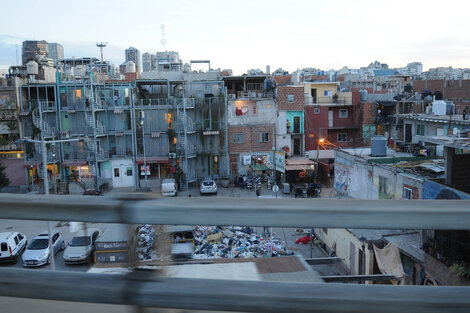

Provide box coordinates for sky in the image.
[1,0,469,75]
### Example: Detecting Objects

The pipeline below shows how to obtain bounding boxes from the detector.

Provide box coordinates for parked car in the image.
[200,178,217,195]
[63,229,100,264]
[161,178,177,197]
[0,232,27,264]
[22,231,64,267]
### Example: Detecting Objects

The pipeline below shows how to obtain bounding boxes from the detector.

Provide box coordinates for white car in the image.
[22,231,65,267]
[161,178,177,196]
[200,179,217,195]
[0,232,27,264]
[63,229,100,264]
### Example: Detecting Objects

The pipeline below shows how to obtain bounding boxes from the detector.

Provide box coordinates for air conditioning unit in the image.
[60,130,70,138]
[169,153,177,158]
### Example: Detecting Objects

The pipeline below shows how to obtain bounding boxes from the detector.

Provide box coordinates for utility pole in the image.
[139,110,148,190]
[38,104,54,271]
[18,136,87,271]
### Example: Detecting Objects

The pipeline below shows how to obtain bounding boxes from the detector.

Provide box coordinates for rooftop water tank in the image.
[360,89,368,101]
[264,78,274,91]
[126,61,136,73]
[446,101,454,115]
[292,71,300,84]
[304,93,313,104]
[371,136,387,157]
[212,84,221,97]
[26,61,38,75]
[432,100,446,115]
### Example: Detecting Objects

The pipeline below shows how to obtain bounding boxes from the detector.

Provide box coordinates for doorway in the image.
[293,138,301,156]
[311,88,317,103]
[293,116,300,134]
[405,124,412,142]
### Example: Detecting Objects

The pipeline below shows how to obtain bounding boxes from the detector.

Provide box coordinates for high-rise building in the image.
[48,43,64,63]
[22,40,48,65]
[142,52,156,72]
[125,47,141,73]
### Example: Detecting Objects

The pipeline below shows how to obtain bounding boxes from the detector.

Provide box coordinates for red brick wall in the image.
[361,101,377,125]
[305,106,329,150]
[278,86,304,111]
[228,125,275,153]
[305,105,361,150]
[332,107,356,128]
[327,129,359,149]
[273,75,292,86]
[1,159,26,186]
[403,184,420,200]
[413,80,470,99]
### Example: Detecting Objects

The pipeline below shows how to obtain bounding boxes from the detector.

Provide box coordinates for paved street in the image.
[0,219,108,272]
[1,184,341,274]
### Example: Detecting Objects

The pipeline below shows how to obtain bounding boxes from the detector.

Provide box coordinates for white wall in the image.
[334,151,377,199]
[315,228,373,276]
[227,99,276,126]
[110,159,135,188]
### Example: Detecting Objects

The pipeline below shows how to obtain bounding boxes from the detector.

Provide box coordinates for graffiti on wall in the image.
[423,180,470,199]
[334,163,351,194]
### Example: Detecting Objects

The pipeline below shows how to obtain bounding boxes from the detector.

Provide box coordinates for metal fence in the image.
[0,195,469,312]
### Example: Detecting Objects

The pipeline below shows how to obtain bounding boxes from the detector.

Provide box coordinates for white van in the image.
[161,178,177,197]
[0,232,27,264]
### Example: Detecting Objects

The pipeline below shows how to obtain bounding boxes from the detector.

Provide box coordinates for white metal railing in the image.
[40,100,56,111]
[0,195,469,312]
[32,110,56,138]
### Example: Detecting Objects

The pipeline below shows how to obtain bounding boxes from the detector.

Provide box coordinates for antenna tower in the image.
[96,42,108,63]
[160,25,166,51]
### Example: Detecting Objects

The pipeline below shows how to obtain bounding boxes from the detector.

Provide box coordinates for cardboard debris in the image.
[207,232,223,243]
[193,226,288,259]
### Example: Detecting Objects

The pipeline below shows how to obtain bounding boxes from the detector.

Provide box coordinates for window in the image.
[379,176,388,195]
[259,132,269,143]
[17,234,23,241]
[235,101,257,116]
[324,90,332,97]
[287,95,294,103]
[403,187,412,200]
[338,133,347,142]
[416,124,425,136]
[74,89,82,100]
[314,108,320,114]
[126,167,133,176]
[14,236,19,245]
[233,133,244,143]
[339,109,348,118]
[114,168,120,177]
[52,233,59,243]
[247,83,261,90]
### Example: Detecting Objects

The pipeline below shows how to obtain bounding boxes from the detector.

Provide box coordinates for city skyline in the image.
[1,0,469,74]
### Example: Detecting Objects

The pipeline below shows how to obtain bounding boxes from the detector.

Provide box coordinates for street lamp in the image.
[359,236,367,281]
[139,110,149,191]
[17,137,86,270]
[315,138,324,186]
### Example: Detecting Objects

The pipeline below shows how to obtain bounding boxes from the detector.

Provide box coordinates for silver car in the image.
[22,231,65,267]
[63,229,100,264]
[200,179,217,195]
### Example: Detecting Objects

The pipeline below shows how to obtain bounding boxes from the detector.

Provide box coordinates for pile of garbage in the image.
[136,224,157,261]
[193,226,287,259]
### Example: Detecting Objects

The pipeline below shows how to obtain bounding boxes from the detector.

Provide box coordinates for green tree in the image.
[0,163,10,188]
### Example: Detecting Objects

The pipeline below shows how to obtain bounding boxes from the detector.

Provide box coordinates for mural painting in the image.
[423,180,470,200]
